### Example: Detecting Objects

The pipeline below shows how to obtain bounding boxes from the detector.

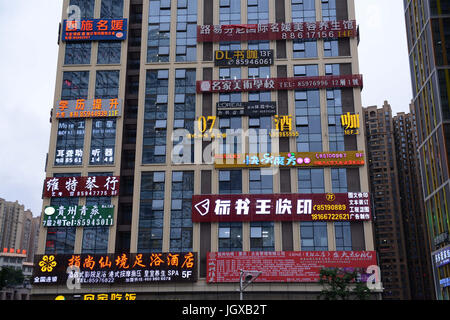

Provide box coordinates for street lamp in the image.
[238,269,261,300]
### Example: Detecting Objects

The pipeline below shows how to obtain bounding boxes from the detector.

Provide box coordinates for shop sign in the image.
[198,20,357,42]
[214,151,365,169]
[33,252,197,285]
[56,98,123,119]
[217,101,277,117]
[271,115,299,138]
[207,251,377,283]
[197,74,363,93]
[192,193,371,223]
[433,245,450,268]
[62,19,128,41]
[214,49,274,66]
[42,205,114,227]
[43,176,120,198]
[341,112,360,135]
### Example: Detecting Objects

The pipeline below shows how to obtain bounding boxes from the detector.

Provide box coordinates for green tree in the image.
[318,268,371,300]
[0,267,25,289]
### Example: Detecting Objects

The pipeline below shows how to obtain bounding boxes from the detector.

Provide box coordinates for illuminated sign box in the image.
[207,251,377,283]
[33,252,197,285]
[62,19,128,41]
[341,112,360,135]
[216,101,277,117]
[198,20,357,42]
[42,205,114,227]
[214,49,274,67]
[197,74,363,93]
[56,98,123,119]
[214,151,365,169]
[192,193,372,223]
[43,176,120,198]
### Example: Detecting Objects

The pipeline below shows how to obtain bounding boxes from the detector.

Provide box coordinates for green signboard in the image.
[43,205,114,227]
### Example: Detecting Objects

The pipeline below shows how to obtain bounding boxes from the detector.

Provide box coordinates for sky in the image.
[0,0,413,217]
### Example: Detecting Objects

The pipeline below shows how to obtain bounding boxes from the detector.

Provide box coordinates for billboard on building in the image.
[56,98,123,119]
[62,19,128,41]
[42,205,114,227]
[43,176,120,198]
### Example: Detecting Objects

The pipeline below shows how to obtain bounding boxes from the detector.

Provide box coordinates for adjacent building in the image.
[32,0,379,300]
[404,0,450,299]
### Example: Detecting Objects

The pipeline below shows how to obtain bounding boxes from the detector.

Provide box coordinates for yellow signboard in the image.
[341,112,360,135]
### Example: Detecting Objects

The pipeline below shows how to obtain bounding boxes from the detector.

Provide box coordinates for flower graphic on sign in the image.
[39,255,57,272]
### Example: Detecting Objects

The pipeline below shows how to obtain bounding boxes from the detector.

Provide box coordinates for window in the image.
[247,0,269,24]
[219,223,243,251]
[300,222,328,251]
[295,90,321,152]
[219,117,242,155]
[219,170,242,194]
[69,0,95,19]
[148,0,171,62]
[62,71,89,100]
[143,70,168,164]
[324,39,339,57]
[176,0,197,62]
[293,40,317,58]
[322,0,337,21]
[95,70,120,99]
[97,42,121,64]
[326,64,344,151]
[292,0,316,22]
[138,172,165,252]
[250,222,274,251]
[298,169,325,193]
[90,119,116,165]
[335,222,352,250]
[170,171,194,251]
[219,0,241,24]
[64,43,91,65]
[249,169,273,194]
[331,168,347,193]
[100,0,124,18]
[55,119,85,166]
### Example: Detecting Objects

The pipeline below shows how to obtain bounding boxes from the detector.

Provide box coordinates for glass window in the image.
[301,222,328,250]
[64,43,91,65]
[97,42,121,64]
[292,0,316,22]
[220,0,241,24]
[249,169,273,194]
[90,119,116,165]
[322,0,337,21]
[293,39,317,58]
[219,170,242,194]
[335,222,352,250]
[61,71,89,100]
[298,168,325,193]
[218,223,242,251]
[55,119,85,166]
[324,39,339,57]
[69,0,95,19]
[176,0,197,62]
[100,0,124,18]
[95,70,120,99]
[247,0,269,24]
[250,222,274,251]
[148,0,171,62]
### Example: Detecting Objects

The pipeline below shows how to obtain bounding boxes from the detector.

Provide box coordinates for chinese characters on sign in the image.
[341,112,360,135]
[214,50,274,66]
[42,205,114,227]
[62,19,128,41]
[216,101,277,117]
[433,245,450,268]
[214,151,365,169]
[56,121,85,165]
[43,176,120,198]
[271,115,299,138]
[198,20,357,42]
[192,193,371,223]
[33,252,197,285]
[197,74,363,93]
[207,251,377,283]
[56,98,123,119]
[81,293,136,301]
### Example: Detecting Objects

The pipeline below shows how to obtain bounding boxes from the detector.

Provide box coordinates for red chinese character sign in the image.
[62,19,128,41]
[197,20,357,42]
[207,251,377,283]
[196,75,363,93]
[43,176,120,198]
[192,193,372,223]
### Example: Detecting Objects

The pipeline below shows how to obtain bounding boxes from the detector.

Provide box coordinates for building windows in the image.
[219,0,241,24]
[95,70,120,99]
[218,223,243,252]
[142,70,168,164]
[148,0,171,63]
[100,0,124,18]
[219,170,242,195]
[331,168,347,193]
[138,171,165,252]
[247,0,269,24]
[176,0,197,62]
[250,222,274,251]
[97,42,121,64]
[69,0,95,19]
[298,168,325,193]
[55,119,85,166]
[90,119,116,165]
[292,0,316,22]
[64,43,91,65]
[293,40,317,58]
[335,222,352,250]
[300,222,328,251]
[170,171,194,252]
[61,71,89,100]
[249,169,273,194]
[324,39,339,57]
[326,64,345,151]
[321,0,337,21]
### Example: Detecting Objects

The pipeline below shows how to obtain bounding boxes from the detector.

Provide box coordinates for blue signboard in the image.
[62,19,128,42]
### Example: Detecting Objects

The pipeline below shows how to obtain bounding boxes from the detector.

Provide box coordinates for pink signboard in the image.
[207,251,377,283]
[192,193,371,223]
[43,176,120,198]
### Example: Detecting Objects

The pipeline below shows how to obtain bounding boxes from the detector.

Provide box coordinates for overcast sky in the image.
[0,0,412,217]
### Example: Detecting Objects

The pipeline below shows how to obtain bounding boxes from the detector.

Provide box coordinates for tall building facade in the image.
[404,0,450,299]
[32,0,379,300]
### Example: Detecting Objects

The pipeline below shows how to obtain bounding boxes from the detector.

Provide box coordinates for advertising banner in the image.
[196,74,363,93]
[198,20,357,42]
[214,151,365,169]
[42,205,114,227]
[56,98,123,119]
[62,19,128,41]
[207,251,377,283]
[214,49,274,66]
[216,101,277,117]
[43,176,120,198]
[33,252,197,285]
[192,193,371,223]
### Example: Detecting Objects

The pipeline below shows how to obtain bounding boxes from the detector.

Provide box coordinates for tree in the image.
[317,268,371,300]
[0,267,25,290]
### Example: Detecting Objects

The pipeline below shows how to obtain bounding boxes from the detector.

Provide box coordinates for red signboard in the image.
[196,75,363,93]
[207,251,377,283]
[197,20,357,42]
[43,176,120,198]
[192,193,371,223]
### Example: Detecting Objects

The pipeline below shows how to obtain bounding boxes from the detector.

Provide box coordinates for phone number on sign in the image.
[311,213,350,221]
